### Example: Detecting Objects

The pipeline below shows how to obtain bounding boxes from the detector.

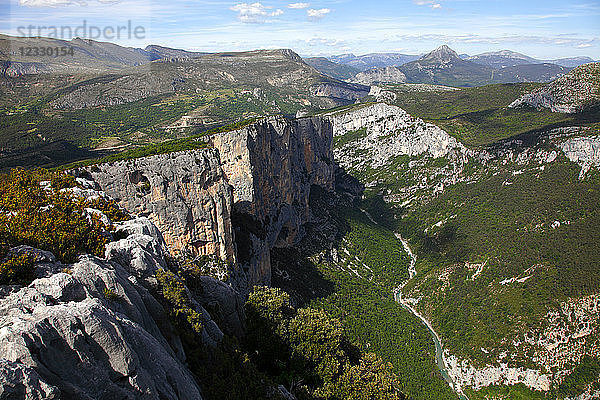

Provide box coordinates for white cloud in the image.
[307,8,330,20]
[230,2,284,23]
[577,43,593,48]
[288,2,309,9]
[19,0,118,6]
[413,0,442,9]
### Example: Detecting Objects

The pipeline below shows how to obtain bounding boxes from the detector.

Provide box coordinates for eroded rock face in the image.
[211,116,336,285]
[0,218,210,400]
[353,66,407,85]
[559,135,600,178]
[327,103,469,169]
[77,149,236,265]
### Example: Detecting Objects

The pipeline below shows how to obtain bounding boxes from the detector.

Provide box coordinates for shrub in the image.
[0,168,124,269]
[155,269,203,334]
[103,287,120,301]
[0,251,35,285]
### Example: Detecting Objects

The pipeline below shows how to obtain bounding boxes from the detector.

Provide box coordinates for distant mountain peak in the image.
[421,45,460,63]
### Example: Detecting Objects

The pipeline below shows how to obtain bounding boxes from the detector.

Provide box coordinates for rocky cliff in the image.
[78,117,337,288]
[76,149,236,266]
[211,116,336,285]
[0,213,238,400]
[327,103,469,168]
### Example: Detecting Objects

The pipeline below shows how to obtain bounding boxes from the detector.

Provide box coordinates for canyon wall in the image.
[211,116,335,285]
[78,149,237,265]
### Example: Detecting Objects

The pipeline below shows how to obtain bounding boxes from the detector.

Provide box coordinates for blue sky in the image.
[1,0,599,59]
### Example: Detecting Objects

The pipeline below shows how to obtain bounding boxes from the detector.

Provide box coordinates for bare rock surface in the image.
[0,217,218,400]
[78,148,237,265]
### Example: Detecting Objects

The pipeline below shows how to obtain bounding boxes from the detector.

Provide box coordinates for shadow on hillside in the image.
[271,166,364,307]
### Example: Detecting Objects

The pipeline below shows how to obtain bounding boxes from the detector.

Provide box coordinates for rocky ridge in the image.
[509,62,600,112]
[352,66,407,85]
[0,181,245,399]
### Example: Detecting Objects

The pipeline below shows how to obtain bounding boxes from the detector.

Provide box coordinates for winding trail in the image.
[359,209,468,400]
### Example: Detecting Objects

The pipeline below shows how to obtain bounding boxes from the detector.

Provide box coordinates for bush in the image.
[0,168,119,266]
[155,269,203,335]
[0,251,35,285]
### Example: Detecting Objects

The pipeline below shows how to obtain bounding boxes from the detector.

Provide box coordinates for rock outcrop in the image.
[211,116,336,285]
[0,217,215,400]
[558,135,600,178]
[509,62,600,113]
[353,66,407,85]
[311,82,370,101]
[327,103,468,169]
[77,149,237,265]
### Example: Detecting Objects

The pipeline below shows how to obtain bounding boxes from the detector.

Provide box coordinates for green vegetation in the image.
[102,287,120,301]
[557,356,600,398]
[395,156,600,363]
[387,83,541,119]
[155,269,203,335]
[60,117,260,169]
[465,384,547,400]
[271,187,459,400]
[0,251,35,286]
[244,286,404,399]
[385,82,600,146]
[0,169,125,268]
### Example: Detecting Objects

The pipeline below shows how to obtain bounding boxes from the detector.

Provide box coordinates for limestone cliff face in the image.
[327,103,469,172]
[211,116,335,285]
[77,149,236,265]
[559,135,600,178]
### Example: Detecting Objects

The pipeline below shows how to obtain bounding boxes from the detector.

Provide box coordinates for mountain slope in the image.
[0,35,153,75]
[492,63,570,83]
[304,56,361,80]
[466,50,538,68]
[329,53,420,70]
[398,45,496,87]
[510,62,600,112]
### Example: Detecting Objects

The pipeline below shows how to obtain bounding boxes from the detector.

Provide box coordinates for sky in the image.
[1,0,599,59]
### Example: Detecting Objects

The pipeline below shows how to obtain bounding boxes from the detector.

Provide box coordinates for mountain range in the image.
[324,48,595,71]
[343,45,572,87]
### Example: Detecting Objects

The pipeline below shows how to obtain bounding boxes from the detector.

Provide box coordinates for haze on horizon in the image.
[1,0,599,60]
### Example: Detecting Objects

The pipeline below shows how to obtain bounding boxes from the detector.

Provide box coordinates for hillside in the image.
[304,56,361,80]
[328,94,600,399]
[493,63,570,83]
[510,62,600,113]
[0,47,369,169]
[329,53,420,70]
